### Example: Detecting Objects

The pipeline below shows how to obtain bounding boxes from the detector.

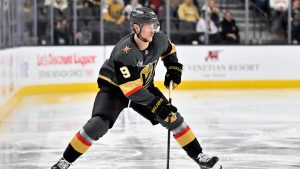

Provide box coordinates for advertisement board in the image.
[1,45,300,108]
[21,46,107,85]
[0,48,20,106]
[156,46,300,81]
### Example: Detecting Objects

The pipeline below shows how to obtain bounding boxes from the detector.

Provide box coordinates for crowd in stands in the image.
[22,0,299,45]
[252,0,300,43]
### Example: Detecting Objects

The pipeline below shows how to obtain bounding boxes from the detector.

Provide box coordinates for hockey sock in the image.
[63,131,93,163]
[173,125,202,158]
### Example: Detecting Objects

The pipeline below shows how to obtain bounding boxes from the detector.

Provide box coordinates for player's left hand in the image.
[164,62,183,89]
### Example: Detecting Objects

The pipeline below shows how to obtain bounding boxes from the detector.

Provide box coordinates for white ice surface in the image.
[0,90,300,169]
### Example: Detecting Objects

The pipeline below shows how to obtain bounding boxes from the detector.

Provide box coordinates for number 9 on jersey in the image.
[120,66,131,78]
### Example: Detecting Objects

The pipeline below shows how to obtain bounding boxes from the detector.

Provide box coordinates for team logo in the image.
[140,61,157,87]
[122,45,131,54]
[205,50,222,62]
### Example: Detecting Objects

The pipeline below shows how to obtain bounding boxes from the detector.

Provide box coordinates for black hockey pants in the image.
[82,80,184,141]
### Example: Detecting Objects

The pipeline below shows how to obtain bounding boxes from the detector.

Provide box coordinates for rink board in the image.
[1,45,300,121]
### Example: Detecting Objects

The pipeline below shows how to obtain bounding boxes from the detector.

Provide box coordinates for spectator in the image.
[269,0,289,11]
[88,0,101,7]
[44,0,70,20]
[103,0,125,25]
[124,0,143,5]
[221,11,240,44]
[196,14,220,43]
[177,0,200,23]
[149,0,162,13]
[192,0,202,9]
[37,3,49,45]
[168,0,182,18]
[86,0,102,18]
[171,0,182,8]
[157,0,175,20]
[292,0,300,43]
[194,0,205,7]
[53,18,70,45]
[23,0,33,35]
[44,0,68,10]
[77,0,95,21]
[78,0,122,7]
[254,0,269,13]
[201,0,221,27]
[269,0,289,32]
[123,0,143,19]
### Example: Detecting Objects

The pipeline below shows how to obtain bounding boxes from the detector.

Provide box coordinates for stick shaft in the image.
[167,81,172,169]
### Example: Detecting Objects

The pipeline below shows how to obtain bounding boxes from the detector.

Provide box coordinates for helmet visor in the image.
[142,20,160,33]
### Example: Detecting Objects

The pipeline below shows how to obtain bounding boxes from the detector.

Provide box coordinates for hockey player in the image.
[51,7,219,169]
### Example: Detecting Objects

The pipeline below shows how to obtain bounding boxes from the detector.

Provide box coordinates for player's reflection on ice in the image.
[0,90,300,169]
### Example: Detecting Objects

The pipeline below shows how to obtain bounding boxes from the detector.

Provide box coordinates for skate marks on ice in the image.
[0,93,196,169]
[168,90,300,169]
[0,90,300,168]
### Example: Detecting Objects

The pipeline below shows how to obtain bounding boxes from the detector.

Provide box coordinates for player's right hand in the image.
[148,97,177,120]
[164,62,183,89]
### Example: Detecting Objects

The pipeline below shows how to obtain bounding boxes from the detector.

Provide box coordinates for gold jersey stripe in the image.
[70,134,91,154]
[161,42,176,58]
[119,78,143,95]
[175,129,196,147]
[169,42,177,55]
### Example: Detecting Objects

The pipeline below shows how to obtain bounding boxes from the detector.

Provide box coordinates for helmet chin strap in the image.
[137,33,148,42]
[136,25,148,42]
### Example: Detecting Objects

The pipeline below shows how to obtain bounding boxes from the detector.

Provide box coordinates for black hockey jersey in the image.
[99,32,178,107]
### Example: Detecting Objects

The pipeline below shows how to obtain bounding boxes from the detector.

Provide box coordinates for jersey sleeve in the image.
[159,33,179,66]
[113,51,156,106]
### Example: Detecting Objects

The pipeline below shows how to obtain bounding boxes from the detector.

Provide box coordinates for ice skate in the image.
[193,153,221,169]
[51,157,71,169]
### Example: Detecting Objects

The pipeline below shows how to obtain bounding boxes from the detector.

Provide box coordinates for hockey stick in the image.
[166,81,173,169]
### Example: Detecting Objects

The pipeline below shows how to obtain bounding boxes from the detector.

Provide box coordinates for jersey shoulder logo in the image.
[122,45,132,54]
[144,49,149,55]
[137,60,143,68]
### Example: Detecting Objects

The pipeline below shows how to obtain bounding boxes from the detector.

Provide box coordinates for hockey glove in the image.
[148,97,177,120]
[164,112,178,123]
[164,62,183,89]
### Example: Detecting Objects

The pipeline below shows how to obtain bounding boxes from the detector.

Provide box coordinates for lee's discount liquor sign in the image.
[37,53,96,66]
[22,46,105,84]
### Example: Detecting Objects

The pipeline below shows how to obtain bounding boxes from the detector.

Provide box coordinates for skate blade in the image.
[200,165,222,169]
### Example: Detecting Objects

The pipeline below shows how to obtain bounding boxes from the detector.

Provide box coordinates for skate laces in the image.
[197,153,211,162]
[57,158,71,169]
